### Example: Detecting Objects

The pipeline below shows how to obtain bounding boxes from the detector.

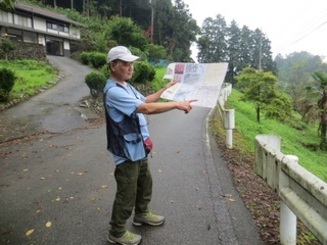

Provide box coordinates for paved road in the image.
[0,56,264,244]
[0,55,94,143]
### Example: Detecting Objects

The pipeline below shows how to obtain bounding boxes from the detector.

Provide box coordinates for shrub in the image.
[80,52,91,65]
[128,46,148,61]
[80,52,107,69]
[131,61,155,84]
[0,68,16,102]
[146,43,167,60]
[0,39,15,60]
[85,71,107,97]
[99,64,110,78]
[90,52,107,69]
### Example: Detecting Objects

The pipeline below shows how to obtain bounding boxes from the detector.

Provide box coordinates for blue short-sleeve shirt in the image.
[104,78,149,164]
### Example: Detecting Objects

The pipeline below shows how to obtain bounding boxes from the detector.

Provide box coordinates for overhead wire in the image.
[275,4,327,54]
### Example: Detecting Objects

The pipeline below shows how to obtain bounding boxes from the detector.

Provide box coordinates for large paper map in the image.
[160,63,228,108]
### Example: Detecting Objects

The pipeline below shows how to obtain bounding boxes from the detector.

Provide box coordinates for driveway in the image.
[0,55,95,143]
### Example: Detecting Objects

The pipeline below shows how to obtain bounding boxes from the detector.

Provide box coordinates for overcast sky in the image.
[183,0,327,60]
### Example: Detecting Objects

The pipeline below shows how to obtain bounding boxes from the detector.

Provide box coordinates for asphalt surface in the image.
[0,56,264,245]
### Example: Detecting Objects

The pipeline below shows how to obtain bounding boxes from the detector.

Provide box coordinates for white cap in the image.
[107,46,140,63]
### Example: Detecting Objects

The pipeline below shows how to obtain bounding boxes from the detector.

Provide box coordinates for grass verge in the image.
[227,89,326,182]
[0,60,58,101]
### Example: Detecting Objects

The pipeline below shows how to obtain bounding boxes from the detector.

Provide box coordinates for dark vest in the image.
[103,83,146,159]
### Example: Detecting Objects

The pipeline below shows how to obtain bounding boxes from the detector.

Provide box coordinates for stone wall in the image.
[0,41,47,61]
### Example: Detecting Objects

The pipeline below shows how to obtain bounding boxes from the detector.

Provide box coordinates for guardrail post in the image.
[280,155,298,245]
[224,109,235,149]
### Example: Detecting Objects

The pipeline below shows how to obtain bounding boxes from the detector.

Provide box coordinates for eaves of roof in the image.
[13,1,86,28]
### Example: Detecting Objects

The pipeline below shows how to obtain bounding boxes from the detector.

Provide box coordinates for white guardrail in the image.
[217,83,235,149]
[255,135,327,245]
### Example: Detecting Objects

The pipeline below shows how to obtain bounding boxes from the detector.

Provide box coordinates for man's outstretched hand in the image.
[176,99,198,114]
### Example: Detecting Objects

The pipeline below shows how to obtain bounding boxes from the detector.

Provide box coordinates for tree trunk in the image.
[256,106,260,123]
[318,90,327,150]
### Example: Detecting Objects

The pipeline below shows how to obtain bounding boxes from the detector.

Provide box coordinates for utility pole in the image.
[71,0,73,10]
[149,0,155,43]
[119,0,122,17]
[258,30,262,70]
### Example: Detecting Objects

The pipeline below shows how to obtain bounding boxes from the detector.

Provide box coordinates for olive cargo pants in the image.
[109,159,152,237]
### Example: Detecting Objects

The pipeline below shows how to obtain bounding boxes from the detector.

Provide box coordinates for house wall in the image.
[0,40,46,61]
[64,40,70,56]
[34,16,46,32]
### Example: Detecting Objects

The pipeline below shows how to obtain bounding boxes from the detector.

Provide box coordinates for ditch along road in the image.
[0,56,264,244]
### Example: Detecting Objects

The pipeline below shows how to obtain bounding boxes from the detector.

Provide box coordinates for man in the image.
[104,46,196,245]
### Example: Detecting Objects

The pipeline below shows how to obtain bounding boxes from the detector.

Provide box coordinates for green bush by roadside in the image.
[80,51,107,69]
[131,61,155,84]
[85,71,107,97]
[0,68,16,102]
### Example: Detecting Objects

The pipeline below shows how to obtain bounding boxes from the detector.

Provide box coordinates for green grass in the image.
[0,60,58,100]
[226,89,327,182]
[152,66,169,90]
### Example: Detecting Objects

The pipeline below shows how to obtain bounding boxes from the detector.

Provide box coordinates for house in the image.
[0,1,84,57]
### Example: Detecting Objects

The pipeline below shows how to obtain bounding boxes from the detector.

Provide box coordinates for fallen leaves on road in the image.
[45,221,52,228]
[25,229,34,236]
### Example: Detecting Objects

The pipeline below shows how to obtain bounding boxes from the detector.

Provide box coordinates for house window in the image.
[5,28,22,41]
[58,25,64,32]
[0,12,13,23]
[23,31,37,43]
[46,21,69,33]
[0,12,8,22]
[14,14,32,28]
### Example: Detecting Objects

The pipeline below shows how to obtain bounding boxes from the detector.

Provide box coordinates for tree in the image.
[0,38,15,61]
[226,20,241,84]
[166,0,198,61]
[296,83,320,124]
[275,51,327,86]
[274,52,327,122]
[312,71,327,150]
[106,16,149,50]
[197,16,275,84]
[236,67,292,123]
[197,15,228,63]
[151,0,198,62]
[0,0,16,8]
[238,25,253,70]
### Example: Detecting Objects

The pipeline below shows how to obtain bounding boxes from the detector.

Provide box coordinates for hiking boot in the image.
[133,211,165,226]
[107,231,142,245]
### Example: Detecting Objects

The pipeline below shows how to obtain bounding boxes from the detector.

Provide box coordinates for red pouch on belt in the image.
[144,138,153,154]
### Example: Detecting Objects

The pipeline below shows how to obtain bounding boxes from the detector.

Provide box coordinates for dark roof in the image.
[14,1,85,27]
